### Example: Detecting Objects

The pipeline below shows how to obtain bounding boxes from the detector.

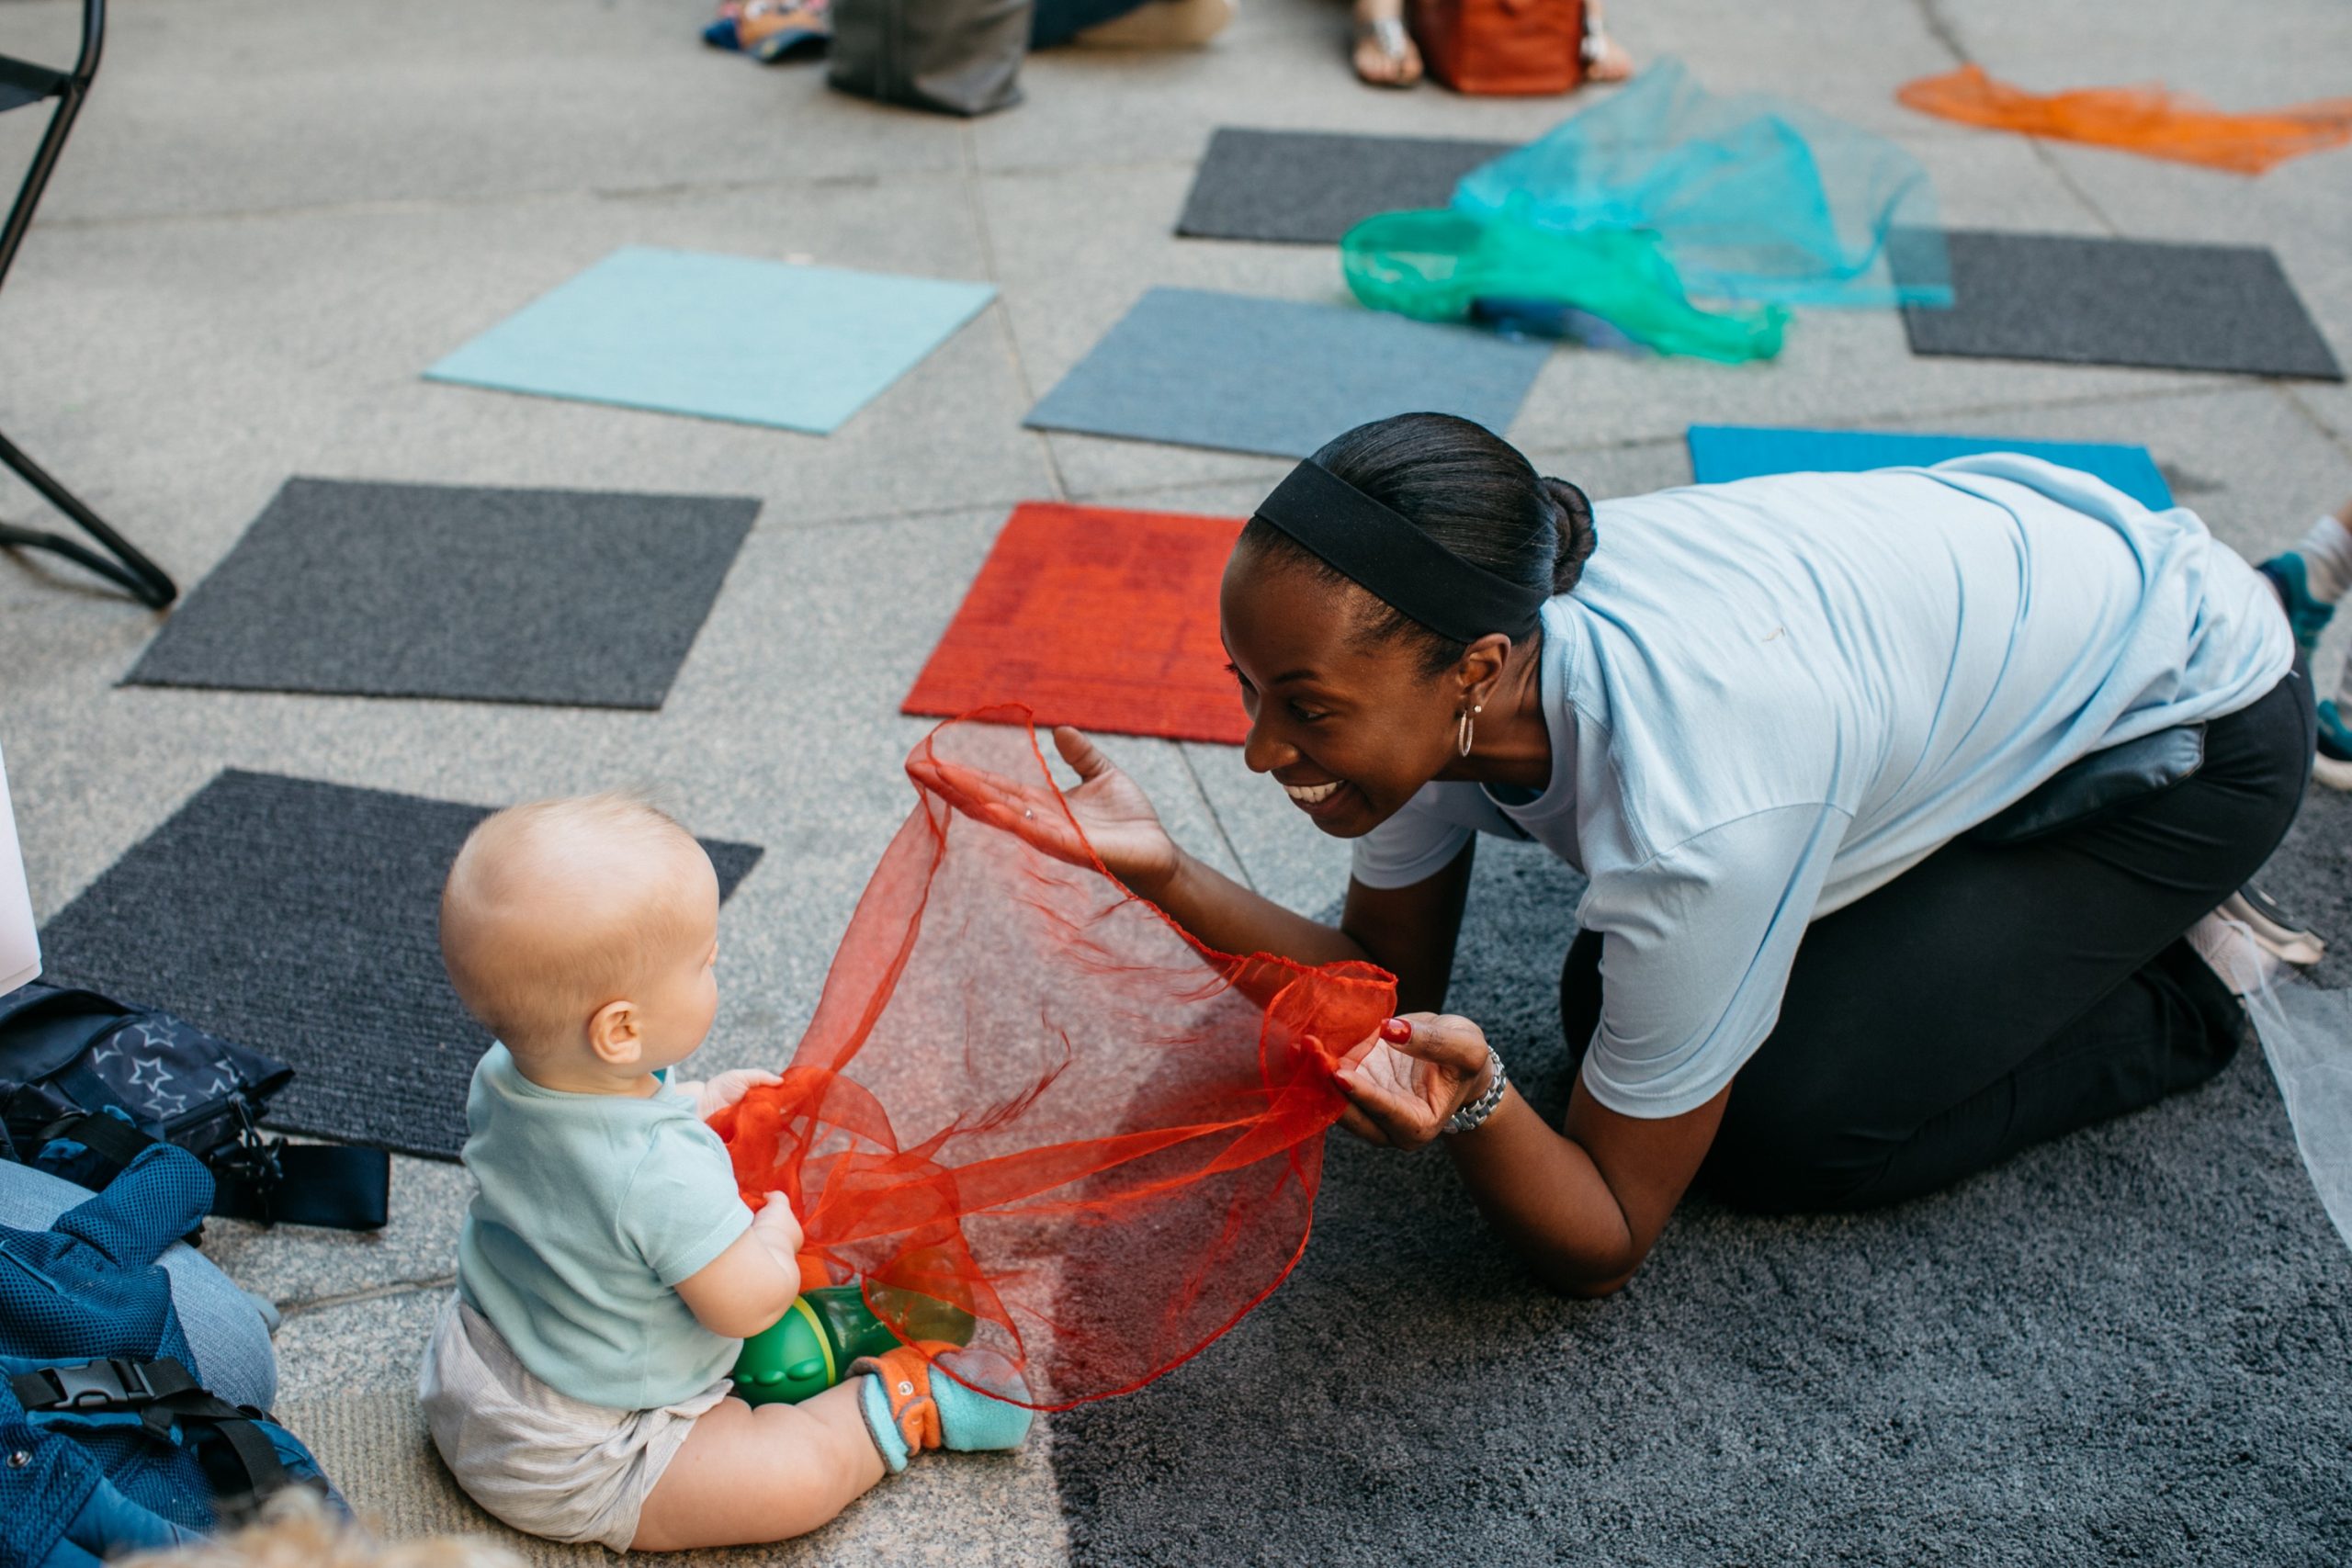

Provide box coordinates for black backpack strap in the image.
[12,1356,300,1507]
[33,1107,160,1172]
[39,1109,390,1234]
[210,1143,390,1233]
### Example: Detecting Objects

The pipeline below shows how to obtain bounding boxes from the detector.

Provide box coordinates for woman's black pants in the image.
[1557,663,2316,1213]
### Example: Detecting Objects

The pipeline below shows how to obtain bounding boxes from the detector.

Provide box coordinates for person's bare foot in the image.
[1352,0,1420,86]
[1581,0,1634,81]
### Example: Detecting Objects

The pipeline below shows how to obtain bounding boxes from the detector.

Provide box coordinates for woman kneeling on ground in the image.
[990,412,2314,1295]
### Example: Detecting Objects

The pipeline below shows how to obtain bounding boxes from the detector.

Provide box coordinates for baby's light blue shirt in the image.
[455,1044,752,1410]
[1353,456,2293,1120]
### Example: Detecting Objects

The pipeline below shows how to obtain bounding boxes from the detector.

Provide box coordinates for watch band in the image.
[1443,1046,1510,1136]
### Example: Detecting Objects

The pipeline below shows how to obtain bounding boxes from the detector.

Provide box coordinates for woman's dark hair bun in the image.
[1541,477,1599,596]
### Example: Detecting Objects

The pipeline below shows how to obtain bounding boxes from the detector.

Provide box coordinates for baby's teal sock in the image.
[931,1367,1035,1451]
[855,1374,912,1474]
[853,1347,1035,1474]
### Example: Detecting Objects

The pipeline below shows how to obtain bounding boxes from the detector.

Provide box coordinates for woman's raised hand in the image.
[1045,728,1184,893]
[1333,1013,1496,1151]
[909,725,1182,897]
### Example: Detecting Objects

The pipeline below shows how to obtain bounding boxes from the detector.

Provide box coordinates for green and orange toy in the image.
[731,1284,978,1406]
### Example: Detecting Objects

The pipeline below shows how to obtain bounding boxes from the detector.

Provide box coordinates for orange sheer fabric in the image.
[1898,66,2352,175]
[709,710,1396,1409]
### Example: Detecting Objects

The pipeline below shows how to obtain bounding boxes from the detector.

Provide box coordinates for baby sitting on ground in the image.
[419,794,1029,1553]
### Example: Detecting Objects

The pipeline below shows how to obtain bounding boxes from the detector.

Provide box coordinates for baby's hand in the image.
[675,1190,805,1338]
[751,1190,805,1261]
[692,1068,784,1119]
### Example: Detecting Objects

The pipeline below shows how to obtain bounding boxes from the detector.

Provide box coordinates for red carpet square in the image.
[904,502,1249,745]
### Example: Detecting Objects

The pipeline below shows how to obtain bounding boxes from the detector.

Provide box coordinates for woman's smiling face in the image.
[1218,539,1469,839]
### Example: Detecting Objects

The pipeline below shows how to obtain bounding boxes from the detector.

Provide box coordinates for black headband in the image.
[1250,459,1553,644]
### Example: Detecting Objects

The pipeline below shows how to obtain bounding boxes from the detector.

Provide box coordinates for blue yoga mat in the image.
[1687,425,2175,512]
[1025,288,1551,459]
[425,246,996,434]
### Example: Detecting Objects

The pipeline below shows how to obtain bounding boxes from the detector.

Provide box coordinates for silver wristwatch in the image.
[1443,1046,1510,1136]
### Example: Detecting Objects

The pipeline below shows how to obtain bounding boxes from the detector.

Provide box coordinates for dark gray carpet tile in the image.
[1897,231,2343,381]
[1173,127,1518,245]
[37,770,763,1159]
[1052,841,2352,1567]
[1023,288,1551,459]
[125,479,760,709]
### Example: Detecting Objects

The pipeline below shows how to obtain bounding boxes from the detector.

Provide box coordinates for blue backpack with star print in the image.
[0,984,387,1233]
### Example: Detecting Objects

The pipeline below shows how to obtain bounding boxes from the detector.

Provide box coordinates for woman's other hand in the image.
[1333,1013,1495,1150]
[910,725,1182,898]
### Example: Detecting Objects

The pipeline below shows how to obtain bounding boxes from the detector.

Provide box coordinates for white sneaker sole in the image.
[2217,890,2327,967]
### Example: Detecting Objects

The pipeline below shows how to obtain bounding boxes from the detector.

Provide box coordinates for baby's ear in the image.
[586,998,643,1066]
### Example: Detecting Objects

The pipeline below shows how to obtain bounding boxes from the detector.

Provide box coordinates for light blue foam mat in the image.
[424,246,997,434]
[1687,424,2175,512]
[1024,288,1552,459]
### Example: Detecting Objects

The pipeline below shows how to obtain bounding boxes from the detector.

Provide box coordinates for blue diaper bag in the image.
[0,1142,340,1568]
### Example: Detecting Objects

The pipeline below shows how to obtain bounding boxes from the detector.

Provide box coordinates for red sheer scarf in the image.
[709,711,1396,1409]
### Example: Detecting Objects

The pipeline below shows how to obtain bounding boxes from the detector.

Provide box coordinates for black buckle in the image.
[211,1099,285,1192]
[15,1358,157,1412]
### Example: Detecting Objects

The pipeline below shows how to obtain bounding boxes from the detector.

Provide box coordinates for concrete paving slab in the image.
[0,0,963,223]
[273,1286,447,1403]
[1607,0,1966,137]
[0,175,1046,592]
[202,1151,470,1311]
[1918,0,2352,113]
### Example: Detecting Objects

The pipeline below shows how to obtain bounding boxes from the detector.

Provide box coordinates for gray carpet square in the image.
[36,770,763,1160]
[1174,127,1519,245]
[1897,231,2343,381]
[1050,841,2352,1566]
[1023,288,1551,458]
[125,479,761,709]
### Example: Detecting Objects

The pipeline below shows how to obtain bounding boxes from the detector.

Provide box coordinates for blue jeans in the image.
[0,1161,277,1411]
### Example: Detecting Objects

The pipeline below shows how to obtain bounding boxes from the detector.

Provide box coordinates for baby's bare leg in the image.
[630,1382,886,1551]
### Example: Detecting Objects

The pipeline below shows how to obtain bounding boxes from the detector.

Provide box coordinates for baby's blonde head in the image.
[439,793,716,1064]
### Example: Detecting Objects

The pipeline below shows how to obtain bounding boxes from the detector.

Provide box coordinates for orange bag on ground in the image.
[1409,0,1584,96]
[1898,65,2352,175]
[709,710,1397,1409]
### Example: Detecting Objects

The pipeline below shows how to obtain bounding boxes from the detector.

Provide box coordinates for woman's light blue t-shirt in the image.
[455,1044,752,1410]
[1351,455,2293,1120]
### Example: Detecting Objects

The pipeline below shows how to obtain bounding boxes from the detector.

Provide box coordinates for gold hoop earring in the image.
[1457,703,1482,757]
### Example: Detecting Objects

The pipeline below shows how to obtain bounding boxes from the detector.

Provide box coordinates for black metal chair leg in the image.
[0,428,175,607]
[1,0,174,611]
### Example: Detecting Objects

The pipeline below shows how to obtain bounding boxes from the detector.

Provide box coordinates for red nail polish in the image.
[1379,1018,1411,1043]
